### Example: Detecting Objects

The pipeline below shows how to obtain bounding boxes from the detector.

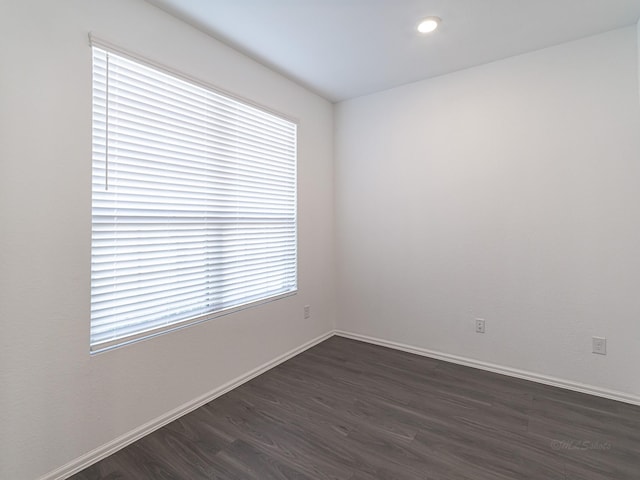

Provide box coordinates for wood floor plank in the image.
[213,439,313,480]
[70,336,640,480]
[205,393,359,480]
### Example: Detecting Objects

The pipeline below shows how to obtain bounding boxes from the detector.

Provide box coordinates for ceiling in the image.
[146,0,640,102]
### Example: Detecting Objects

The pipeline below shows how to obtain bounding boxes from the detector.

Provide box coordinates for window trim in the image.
[88,34,299,125]
[93,291,296,354]
[89,35,299,354]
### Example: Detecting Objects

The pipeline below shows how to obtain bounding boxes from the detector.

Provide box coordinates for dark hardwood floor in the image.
[71,336,640,479]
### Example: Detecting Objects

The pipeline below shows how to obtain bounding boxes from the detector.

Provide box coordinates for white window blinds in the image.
[91,45,297,352]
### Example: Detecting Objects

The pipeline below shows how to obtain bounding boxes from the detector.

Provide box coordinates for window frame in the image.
[89,36,299,353]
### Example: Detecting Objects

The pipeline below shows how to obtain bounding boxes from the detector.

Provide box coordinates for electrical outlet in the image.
[304,305,311,319]
[592,337,607,355]
[475,318,486,334]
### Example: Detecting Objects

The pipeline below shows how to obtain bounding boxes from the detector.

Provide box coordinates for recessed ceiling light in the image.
[417,17,441,34]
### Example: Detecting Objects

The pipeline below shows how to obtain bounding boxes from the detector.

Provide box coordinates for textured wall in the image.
[0,1,335,478]
[335,27,640,401]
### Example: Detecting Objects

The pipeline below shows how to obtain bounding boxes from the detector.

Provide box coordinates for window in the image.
[91,43,297,352]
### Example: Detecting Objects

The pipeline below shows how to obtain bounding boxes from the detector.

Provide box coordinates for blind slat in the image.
[91,46,297,352]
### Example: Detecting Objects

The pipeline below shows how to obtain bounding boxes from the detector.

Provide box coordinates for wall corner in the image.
[637,18,640,103]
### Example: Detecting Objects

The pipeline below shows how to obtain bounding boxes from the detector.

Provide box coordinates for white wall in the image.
[335,27,640,400]
[0,1,335,478]
[3,2,640,477]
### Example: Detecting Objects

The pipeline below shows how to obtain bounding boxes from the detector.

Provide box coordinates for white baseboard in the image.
[41,331,334,480]
[41,328,640,479]
[335,330,640,407]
